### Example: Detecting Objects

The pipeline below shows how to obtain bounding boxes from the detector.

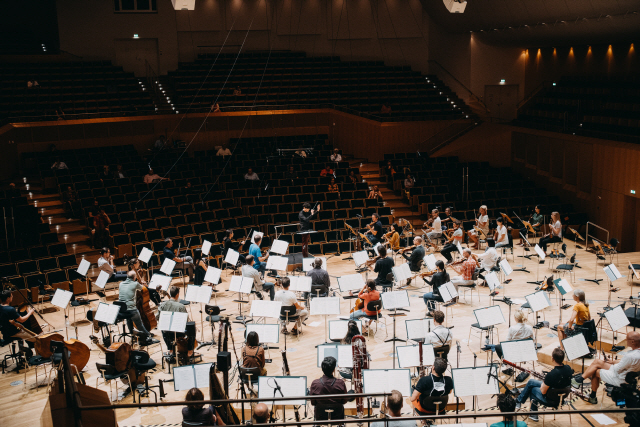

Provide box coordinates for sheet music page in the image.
[352,251,369,268]
[185,285,200,302]
[240,277,254,294]
[270,239,289,255]
[605,305,630,331]
[194,363,213,389]
[396,345,420,368]
[603,266,616,282]
[562,334,590,360]
[228,275,243,292]
[149,273,172,291]
[250,300,283,319]
[499,259,513,276]
[401,263,412,280]
[452,366,499,397]
[51,289,73,309]
[609,264,622,279]
[534,244,546,260]
[95,303,115,323]
[317,344,338,366]
[95,270,110,289]
[257,376,307,405]
[501,339,539,364]
[224,249,239,266]
[474,305,505,328]
[392,265,408,282]
[338,273,365,292]
[525,291,552,313]
[329,319,362,340]
[170,311,189,332]
[310,296,341,315]
[204,267,221,285]
[201,240,212,256]
[196,286,213,303]
[77,259,90,276]
[556,278,573,295]
[288,276,312,292]
[381,290,410,310]
[138,247,153,263]
[266,255,288,271]
[405,318,434,340]
[485,272,500,291]
[424,254,437,271]
[337,345,353,368]
[246,323,280,344]
[160,258,176,275]
[631,262,640,279]
[303,256,327,271]
[158,311,173,331]
[173,365,196,391]
[363,369,412,397]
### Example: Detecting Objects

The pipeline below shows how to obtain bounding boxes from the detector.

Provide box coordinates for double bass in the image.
[136,286,157,331]
[35,332,90,374]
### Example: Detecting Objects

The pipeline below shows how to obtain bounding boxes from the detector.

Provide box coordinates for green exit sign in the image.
[632,190,637,194]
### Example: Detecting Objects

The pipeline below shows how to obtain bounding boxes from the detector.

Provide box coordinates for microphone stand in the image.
[270,378,286,423]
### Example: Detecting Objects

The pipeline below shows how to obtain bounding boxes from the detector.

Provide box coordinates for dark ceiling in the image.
[422,0,640,47]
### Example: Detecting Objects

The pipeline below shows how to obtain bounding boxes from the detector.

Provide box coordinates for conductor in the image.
[299,202,320,258]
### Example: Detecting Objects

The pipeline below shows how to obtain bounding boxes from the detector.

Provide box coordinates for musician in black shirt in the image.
[402,236,425,285]
[299,202,319,257]
[422,260,450,312]
[374,246,394,289]
[411,357,453,415]
[514,347,572,421]
[222,229,246,264]
[366,213,383,245]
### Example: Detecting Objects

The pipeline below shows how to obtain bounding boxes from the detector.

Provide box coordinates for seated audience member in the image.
[573,330,640,404]
[182,181,195,195]
[372,389,416,427]
[320,164,334,177]
[62,185,80,218]
[274,277,308,335]
[491,394,527,427]
[216,145,231,156]
[348,170,358,184]
[328,177,340,193]
[211,103,221,113]
[381,103,392,114]
[515,347,573,421]
[154,135,167,151]
[99,165,110,180]
[411,357,453,415]
[233,86,242,96]
[98,248,128,282]
[284,165,298,182]
[425,310,452,350]
[368,185,383,202]
[309,356,353,421]
[244,168,259,181]
[143,168,164,184]
[330,148,342,162]
[51,158,68,170]
[113,164,126,179]
[182,387,220,425]
[350,280,381,334]
[404,174,415,189]
[243,331,267,376]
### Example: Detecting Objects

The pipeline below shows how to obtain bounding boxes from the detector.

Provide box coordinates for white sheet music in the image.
[250,300,283,319]
[534,244,545,260]
[251,231,264,244]
[474,305,505,328]
[160,258,176,275]
[337,273,365,292]
[317,344,353,368]
[224,249,239,266]
[381,290,410,310]
[287,276,312,292]
[270,239,289,255]
[95,302,120,324]
[485,272,500,291]
[352,251,369,268]
[604,264,622,282]
[501,339,539,364]
[405,318,435,341]
[138,247,153,263]
[228,275,253,294]
[173,363,213,391]
[194,363,211,389]
[149,273,172,291]
[185,285,213,304]
[245,323,280,344]
[456,242,464,256]
[525,291,552,313]
[266,255,289,271]
[77,259,90,276]
[362,369,412,397]
[329,319,362,340]
[204,267,222,285]
[303,257,326,271]
[257,376,307,406]
[631,262,640,280]
[424,254,437,271]
[562,333,590,360]
[158,311,189,332]
[452,366,499,397]
[51,289,72,309]
[372,243,383,256]
[604,305,630,331]
[310,296,341,315]
[499,259,513,276]
[392,263,412,282]
[556,278,573,295]
[201,240,212,256]
[95,271,110,289]
[440,281,458,303]
[396,344,435,368]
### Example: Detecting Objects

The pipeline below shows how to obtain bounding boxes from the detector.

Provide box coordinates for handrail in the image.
[58,49,84,60]
[517,80,549,110]
[586,221,610,250]
[427,60,489,113]
[427,120,478,155]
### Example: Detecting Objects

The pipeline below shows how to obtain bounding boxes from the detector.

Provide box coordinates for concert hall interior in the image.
[1,1,640,427]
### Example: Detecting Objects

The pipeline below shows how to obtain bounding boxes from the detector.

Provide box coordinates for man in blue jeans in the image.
[515,347,572,422]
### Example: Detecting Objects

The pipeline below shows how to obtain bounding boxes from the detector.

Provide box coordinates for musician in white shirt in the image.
[274,277,308,335]
[539,211,562,254]
[468,205,489,249]
[97,247,128,282]
[494,217,509,248]
[488,310,533,358]
[424,209,442,248]
[476,239,499,286]
[425,310,453,349]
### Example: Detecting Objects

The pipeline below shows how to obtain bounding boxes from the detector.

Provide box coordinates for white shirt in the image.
[52,161,68,170]
[506,323,534,341]
[216,148,231,156]
[496,225,508,243]
[478,247,499,270]
[604,349,640,386]
[244,172,259,181]
[330,153,342,162]
[97,257,114,277]
[426,325,452,348]
[452,228,464,243]
[478,214,489,234]
[241,265,264,290]
[432,217,442,233]
[552,220,562,237]
[274,290,298,308]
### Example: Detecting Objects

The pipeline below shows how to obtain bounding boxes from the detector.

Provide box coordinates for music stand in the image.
[554,278,573,328]
[568,227,585,250]
[603,264,622,309]
[343,222,359,261]
[526,245,546,285]
[583,239,604,285]
[382,290,410,367]
[524,290,552,349]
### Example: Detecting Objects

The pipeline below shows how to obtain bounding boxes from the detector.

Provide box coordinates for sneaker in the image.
[291,328,300,336]
[588,395,598,404]
[528,414,539,422]
[502,368,514,376]
[571,378,582,388]
[281,328,289,335]
[256,292,264,300]
[515,402,521,410]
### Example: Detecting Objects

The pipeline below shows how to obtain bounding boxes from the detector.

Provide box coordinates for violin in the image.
[400,244,417,254]
[422,217,434,229]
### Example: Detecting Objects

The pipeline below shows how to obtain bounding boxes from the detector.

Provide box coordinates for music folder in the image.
[160,258,176,275]
[500,339,538,364]
[405,318,435,341]
[554,278,573,295]
[287,276,312,292]
[258,376,307,406]
[77,259,90,276]
[173,363,213,391]
[51,289,73,309]
[270,239,289,255]
[603,264,622,282]
[396,343,435,368]
[352,250,369,268]
[381,290,410,310]
[185,285,213,304]
[310,296,340,315]
[94,302,120,324]
[499,259,513,276]
[439,281,458,303]
[485,272,500,291]
[266,255,288,271]
[524,290,552,313]
[604,305,630,331]
[158,311,189,332]
[337,273,365,293]
[138,247,153,263]
[562,333,590,360]
[245,323,280,344]
[201,240,212,256]
[473,305,505,328]
[149,273,172,291]
[94,270,110,289]
[392,263,412,282]
[224,249,240,266]
[250,300,283,319]
[329,319,362,340]
[317,344,353,368]
[362,369,412,397]
[228,275,253,294]
[452,366,499,397]
[203,267,222,285]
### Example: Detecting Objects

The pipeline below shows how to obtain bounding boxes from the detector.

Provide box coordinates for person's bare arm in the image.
[410,389,421,403]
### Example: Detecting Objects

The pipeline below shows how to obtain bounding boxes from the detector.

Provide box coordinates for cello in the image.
[136,286,157,331]
[35,332,90,374]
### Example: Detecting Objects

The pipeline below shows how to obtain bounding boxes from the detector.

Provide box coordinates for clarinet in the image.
[502,360,590,401]
[352,335,369,423]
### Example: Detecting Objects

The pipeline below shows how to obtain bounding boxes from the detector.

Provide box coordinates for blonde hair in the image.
[551,211,560,221]
[514,310,527,324]
[479,205,487,212]
[574,289,588,307]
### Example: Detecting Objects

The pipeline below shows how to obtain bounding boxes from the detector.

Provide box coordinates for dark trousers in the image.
[441,243,457,262]
[149,288,162,305]
[539,235,561,252]
[302,234,311,257]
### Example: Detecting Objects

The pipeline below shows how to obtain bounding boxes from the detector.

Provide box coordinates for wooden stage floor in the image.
[2,243,639,427]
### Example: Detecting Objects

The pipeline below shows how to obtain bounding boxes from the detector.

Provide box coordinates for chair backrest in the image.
[204,305,221,316]
[419,394,449,413]
[544,386,572,407]
[96,362,119,376]
[435,344,451,360]
[131,349,150,365]
[366,300,382,313]
[310,284,325,293]
[239,366,261,383]
[280,305,297,317]
[182,421,214,427]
